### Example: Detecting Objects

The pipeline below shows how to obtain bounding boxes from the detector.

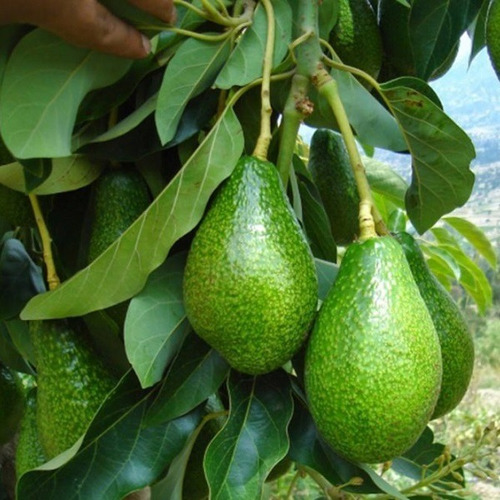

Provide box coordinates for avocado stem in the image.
[252,0,275,161]
[28,194,60,290]
[313,67,379,240]
[276,73,312,186]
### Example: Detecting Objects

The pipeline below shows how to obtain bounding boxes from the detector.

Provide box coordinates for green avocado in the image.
[15,388,46,478]
[329,0,383,80]
[308,129,360,246]
[87,168,151,263]
[86,168,151,325]
[183,156,318,375]
[305,236,442,463]
[0,362,25,445]
[30,319,117,458]
[395,232,475,419]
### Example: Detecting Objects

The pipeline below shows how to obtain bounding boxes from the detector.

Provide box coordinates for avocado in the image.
[183,156,318,375]
[85,167,151,325]
[395,232,475,419]
[0,362,25,445]
[15,388,46,478]
[305,236,442,463]
[30,319,117,458]
[87,168,151,262]
[308,129,360,246]
[329,0,383,80]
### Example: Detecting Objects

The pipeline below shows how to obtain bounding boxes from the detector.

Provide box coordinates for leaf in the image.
[443,216,497,269]
[363,156,408,207]
[0,320,33,373]
[431,227,461,248]
[1,318,36,368]
[288,399,382,495]
[204,370,293,500]
[318,0,340,39]
[381,85,475,233]
[392,427,465,489]
[124,253,190,388]
[436,243,492,312]
[17,372,203,499]
[0,156,101,194]
[146,334,230,425]
[315,258,338,301]
[21,108,244,320]
[155,36,231,145]
[421,243,462,281]
[215,0,292,89]
[0,239,45,320]
[0,29,131,159]
[409,0,482,80]
[468,0,490,63]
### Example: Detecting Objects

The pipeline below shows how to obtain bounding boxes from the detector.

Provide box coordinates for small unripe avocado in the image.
[305,236,442,463]
[0,362,25,445]
[183,156,318,375]
[308,129,360,246]
[30,319,117,458]
[15,388,46,478]
[395,232,475,419]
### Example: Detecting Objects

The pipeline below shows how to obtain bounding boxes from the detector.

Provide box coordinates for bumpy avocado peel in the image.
[305,235,442,463]
[395,231,475,419]
[30,319,117,458]
[183,155,318,375]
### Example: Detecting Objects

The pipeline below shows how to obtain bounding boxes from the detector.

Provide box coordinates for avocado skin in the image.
[87,168,151,262]
[308,129,360,246]
[183,156,318,375]
[15,388,46,478]
[395,232,475,419]
[30,319,116,458]
[305,236,442,463]
[0,362,25,445]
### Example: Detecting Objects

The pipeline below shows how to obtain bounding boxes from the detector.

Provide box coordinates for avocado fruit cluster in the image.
[183,155,318,375]
[305,236,442,463]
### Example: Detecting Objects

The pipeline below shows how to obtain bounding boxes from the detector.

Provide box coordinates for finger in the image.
[127,0,176,24]
[43,0,151,59]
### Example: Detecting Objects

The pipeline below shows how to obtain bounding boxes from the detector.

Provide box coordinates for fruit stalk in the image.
[252,0,275,160]
[314,68,388,239]
[28,193,60,290]
[276,73,312,185]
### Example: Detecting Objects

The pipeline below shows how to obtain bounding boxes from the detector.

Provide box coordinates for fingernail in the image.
[141,35,151,55]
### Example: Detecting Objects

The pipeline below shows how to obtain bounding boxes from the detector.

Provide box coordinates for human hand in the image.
[0,0,176,59]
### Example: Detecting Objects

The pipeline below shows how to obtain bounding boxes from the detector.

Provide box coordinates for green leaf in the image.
[0,29,131,159]
[318,0,340,39]
[124,253,190,388]
[468,0,490,63]
[146,334,230,426]
[155,36,231,145]
[315,258,338,301]
[381,85,475,233]
[17,372,202,499]
[421,243,462,281]
[443,216,497,269]
[392,427,465,489]
[21,108,244,320]
[363,156,408,207]
[215,0,292,89]
[436,243,492,313]
[0,320,33,373]
[204,371,293,500]
[409,0,482,80]
[0,156,101,194]
[431,227,461,248]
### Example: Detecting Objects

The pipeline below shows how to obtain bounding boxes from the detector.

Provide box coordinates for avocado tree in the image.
[0,0,499,498]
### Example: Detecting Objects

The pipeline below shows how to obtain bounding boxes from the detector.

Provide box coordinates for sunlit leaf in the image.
[124,253,190,388]
[363,156,408,207]
[155,36,231,145]
[444,216,497,269]
[0,30,131,158]
[215,0,292,89]
[21,109,244,320]
[381,85,475,233]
